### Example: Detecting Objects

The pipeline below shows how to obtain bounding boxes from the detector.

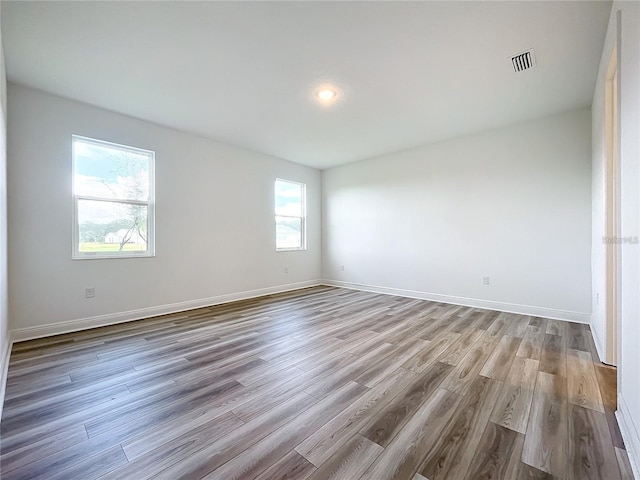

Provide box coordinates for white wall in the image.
[0,3,9,417]
[592,1,640,476]
[7,84,321,338]
[323,108,592,321]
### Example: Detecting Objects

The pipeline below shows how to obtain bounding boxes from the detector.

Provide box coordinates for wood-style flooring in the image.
[0,286,634,479]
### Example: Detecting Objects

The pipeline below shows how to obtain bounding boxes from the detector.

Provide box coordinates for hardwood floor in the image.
[0,286,633,479]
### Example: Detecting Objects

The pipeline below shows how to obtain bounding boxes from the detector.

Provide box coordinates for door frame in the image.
[604,44,620,367]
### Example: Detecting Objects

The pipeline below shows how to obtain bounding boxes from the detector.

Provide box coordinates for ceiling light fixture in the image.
[314,86,339,105]
[317,88,336,101]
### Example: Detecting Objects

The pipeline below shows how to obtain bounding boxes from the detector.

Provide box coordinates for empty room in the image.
[0,1,639,479]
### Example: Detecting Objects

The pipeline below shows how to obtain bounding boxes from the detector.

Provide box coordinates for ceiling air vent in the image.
[511,49,536,73]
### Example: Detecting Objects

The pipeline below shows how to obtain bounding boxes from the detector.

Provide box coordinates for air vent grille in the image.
[511,50,536,73]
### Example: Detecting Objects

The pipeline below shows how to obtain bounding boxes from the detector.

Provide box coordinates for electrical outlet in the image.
[85,287,95,298]
[284,267,289,274]
[341,265,345,271]
[482,276,490,286]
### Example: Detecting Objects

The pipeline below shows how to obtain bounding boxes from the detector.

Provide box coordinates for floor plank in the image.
[0,424,88,475]
[296,367,417,467]
[479,335,521,381]
[595,364,625,449]
[567,322,590,352]
[568,403,621,480]
[517,323,547,360]
[121,409,244,461]
[195,381,368,480]
[517,462,559,479]
[615,447,635,480]
[306,434,383,480]
[567,348,605,413]
[503,314,531,338]
[439,329,484,366]
[440,334,495,394]
[359,388,461,480]
[522,372,568,478]
[418,375,504,480]
[490,356,539,434]
[354,339,429,388]
[462,423,524,480]
[253,450,316,480]
[546,319,567,337]
[102,391,318,480]
[359,361,453,448]
[401,332,459,373]
[539,333,567,377]
[46,445,128,480]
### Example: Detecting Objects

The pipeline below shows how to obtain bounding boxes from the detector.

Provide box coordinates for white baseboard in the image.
[322,279,591,323]
[617,394,640,479]
[11,280,322,343]
[0,331,12,422]
[10,279,590,343]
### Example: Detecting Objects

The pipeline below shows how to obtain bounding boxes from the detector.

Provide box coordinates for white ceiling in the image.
[2,1,611,170]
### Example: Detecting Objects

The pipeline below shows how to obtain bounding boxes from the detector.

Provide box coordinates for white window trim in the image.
[72,135,156,260]
[275,178,307,252]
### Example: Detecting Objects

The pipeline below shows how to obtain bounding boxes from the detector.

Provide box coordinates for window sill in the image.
[72,252,156,260]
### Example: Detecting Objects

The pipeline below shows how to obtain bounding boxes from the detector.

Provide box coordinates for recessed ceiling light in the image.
[317,88,336,101]
[314,86,339,105]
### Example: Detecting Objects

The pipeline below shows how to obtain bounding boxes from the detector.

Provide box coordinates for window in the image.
[72,136,155,259]
[275,179,306,251]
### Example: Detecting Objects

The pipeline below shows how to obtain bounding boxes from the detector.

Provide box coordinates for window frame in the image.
[72,135,156,260]
[275,178,307,252]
